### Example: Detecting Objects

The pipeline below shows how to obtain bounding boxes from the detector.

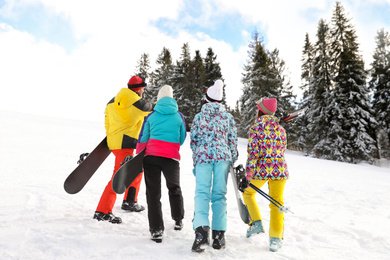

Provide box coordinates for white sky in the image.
[0,0,389,122]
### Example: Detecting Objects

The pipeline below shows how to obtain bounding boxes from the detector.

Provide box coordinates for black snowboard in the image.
[230,165,251,224]
[112,149,146,194]
[64,137,111,194]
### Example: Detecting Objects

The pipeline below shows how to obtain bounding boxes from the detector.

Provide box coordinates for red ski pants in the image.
[96,149,143,214]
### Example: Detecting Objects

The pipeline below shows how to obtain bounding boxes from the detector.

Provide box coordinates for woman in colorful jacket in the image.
[243,98,289,252]
[93,76,153,224]
[136,85,186,243]
[190,80,238,252]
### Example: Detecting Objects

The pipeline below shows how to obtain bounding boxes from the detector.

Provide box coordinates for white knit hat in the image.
[157,85,173,101]
[205,79,223,103]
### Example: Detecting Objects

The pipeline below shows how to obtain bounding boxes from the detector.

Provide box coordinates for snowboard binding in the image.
[234,164,249,192]
[77,153,90,164]
[120,155,134,166]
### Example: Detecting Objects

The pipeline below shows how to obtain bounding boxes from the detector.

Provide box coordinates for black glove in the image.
[235,164,249,192]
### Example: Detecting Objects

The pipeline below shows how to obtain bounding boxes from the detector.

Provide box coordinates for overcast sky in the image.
[1,0,389,122]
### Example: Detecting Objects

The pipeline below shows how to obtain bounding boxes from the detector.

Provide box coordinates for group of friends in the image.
[91,75,290,253]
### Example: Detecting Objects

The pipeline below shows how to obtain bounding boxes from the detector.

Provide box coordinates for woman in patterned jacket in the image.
[242,98,289,252]
[190,79,238,252]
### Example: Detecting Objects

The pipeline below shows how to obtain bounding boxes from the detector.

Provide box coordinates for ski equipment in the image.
[112,149,146,194]
[230,165,251,224]
[64,137,111,194]
[280,107,307,124]
[248,183,294,214]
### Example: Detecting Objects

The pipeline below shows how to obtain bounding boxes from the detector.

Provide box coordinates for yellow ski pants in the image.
[243,179,286,238]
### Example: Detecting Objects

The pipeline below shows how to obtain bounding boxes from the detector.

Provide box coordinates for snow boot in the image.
[93,211,122,224]
[212,230,225,250]
[246,220,264,238]
[174,219,183,231]
[191,226,210,253]
[121,201,145,212]
[269,237,282,252]
[150,229,164,243]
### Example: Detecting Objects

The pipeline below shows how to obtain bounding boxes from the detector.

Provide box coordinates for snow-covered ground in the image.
[1,110,390,260]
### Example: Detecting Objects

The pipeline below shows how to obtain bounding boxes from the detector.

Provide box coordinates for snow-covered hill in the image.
[1,110,389,260]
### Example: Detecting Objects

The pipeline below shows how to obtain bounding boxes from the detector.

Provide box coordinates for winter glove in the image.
[192,168,196,176]
[238,177,249,193]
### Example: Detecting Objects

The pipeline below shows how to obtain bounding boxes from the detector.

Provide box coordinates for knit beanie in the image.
[256,98,277,115]
[157,85,173,101]
[205,79,223,103]
[128,76,147,91]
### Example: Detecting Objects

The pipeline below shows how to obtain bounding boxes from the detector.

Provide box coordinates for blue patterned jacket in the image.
[190,103,238,166]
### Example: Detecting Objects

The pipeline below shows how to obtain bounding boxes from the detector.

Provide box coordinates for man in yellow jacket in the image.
[93,75,154,224]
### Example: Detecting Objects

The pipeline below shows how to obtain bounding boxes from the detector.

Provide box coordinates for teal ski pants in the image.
[193,161,230,231]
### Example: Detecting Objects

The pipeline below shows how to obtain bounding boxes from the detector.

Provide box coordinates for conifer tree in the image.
[369,28,390,154]
[134,52,153,101]
[268,48,297,147]
[307,19,334,158]
[300,33,314,108]
[239,30,278,137]
[191,50,207,118]
[204,47,223,87]
[296,33,314,152]
[328,2,377,163]
[151,47,174,102]
[204,47,227,105]
[172,43,194,130]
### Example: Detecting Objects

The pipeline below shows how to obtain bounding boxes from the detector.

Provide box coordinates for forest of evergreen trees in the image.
[134,2,390,164]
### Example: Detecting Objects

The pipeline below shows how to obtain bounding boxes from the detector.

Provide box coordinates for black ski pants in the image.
[143,155,184,232]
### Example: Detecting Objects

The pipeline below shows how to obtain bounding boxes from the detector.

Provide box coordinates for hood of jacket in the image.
[154,97,178,115]
[200,102,226,116]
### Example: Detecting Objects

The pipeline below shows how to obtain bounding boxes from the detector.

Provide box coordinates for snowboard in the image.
[64,137,111,194]
[230,165,251,224]
[112,149,146,194]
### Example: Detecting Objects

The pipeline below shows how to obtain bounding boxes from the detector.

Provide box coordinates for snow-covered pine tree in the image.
[307,19,334,159]
[268,48,296,115]
[191,50,207,121]
[300,33,314,105]
[134,53,153,101]
[238,30,279,137]
[369,28,390,155]
[296,33,314,152]
[204,48,222,86]
[151,47,174,103]
[204,47,226,105]
[328,2,377,163]
[172,43,194,130]
[267,48,298,148]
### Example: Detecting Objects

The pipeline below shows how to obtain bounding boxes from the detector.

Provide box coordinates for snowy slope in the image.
[1,110,390,260]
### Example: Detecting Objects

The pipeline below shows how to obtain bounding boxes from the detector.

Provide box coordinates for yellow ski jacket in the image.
[105,88,153,150]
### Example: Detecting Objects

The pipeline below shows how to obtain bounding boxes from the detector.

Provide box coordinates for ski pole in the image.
[249,183,294,214]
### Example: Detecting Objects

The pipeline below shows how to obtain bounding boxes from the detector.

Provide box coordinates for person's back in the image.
[190,102,236,165]
[137,85,186,243]
[147,97,186,156]
[105,87,153,150]
[190,79,238,252]
[94,75,153,224]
